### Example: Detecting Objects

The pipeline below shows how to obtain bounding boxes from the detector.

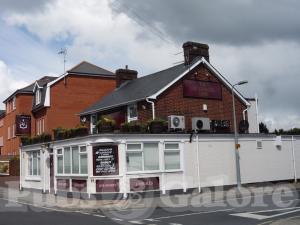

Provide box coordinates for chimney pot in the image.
[183,41,209,65]
[115,67,138,88]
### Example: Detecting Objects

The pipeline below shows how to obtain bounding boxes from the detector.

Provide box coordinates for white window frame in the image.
[7,126,10,140]
[90,114,98,134]
[12,96,16,110]
[27,151,41,177]
[126,142,160,173]
[42,118,45,133]
[163,142,182,172]
[12,124,16,138]
[56,145,88,176]
[35,89,41,105]
[127,103,138,122]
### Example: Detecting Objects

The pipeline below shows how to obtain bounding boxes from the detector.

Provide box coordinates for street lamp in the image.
[232,80,248,188]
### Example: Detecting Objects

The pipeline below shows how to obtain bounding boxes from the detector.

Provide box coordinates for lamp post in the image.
[232,80,248,188]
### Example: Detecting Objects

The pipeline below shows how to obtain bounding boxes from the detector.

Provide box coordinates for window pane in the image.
[127,144,141,150]
[64,147,71,174]
[91,114,97,134]
[33,152,37,175]
[144,143,159,170]
[37,155,40,176]
[127,152,143,171]
[80,146,87,153]
[165,143,179,150]
[57,149,62,154]
[129,104,137,118]
[28,155,32,176]
[72,146,79,174]
[57,156,63,174]
[80,154,88,174]
[165,151,180,170]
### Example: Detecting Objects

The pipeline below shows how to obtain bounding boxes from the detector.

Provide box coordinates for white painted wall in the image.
[247,99,259,133]
[20,146,50,192]
[239,138,294,184]
[20,134,300,195]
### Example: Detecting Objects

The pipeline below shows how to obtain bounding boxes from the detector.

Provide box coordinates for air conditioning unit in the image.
[192,117,211,132]
[168,115,185,130]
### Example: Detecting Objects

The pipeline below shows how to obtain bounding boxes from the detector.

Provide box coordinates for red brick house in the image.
[0,61,116,161]
[80,42,257,133]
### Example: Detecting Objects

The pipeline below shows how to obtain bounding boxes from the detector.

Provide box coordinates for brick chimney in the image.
[116,65,138,88]
[183,41,209,65]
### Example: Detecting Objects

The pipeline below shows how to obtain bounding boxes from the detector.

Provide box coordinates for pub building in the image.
[20,41,259,197]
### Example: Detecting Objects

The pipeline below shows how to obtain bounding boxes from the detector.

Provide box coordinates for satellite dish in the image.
[239,120,249,133]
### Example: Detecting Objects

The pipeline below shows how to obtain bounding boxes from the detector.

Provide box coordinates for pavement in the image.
[0,180,300,224]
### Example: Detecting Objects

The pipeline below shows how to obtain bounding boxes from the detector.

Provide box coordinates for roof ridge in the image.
[135,63,185,82]
[67,61,114,75]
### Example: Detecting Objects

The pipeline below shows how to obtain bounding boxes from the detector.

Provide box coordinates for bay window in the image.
[164,143,181,170]
[28,151,40,176]
[56,146,88,175]
[126,143,159,172]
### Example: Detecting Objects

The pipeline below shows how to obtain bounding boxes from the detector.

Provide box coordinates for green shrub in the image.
[53,126,88,140]
[21,133,52,146]
[120,121,146,133]
[96,116,116,133]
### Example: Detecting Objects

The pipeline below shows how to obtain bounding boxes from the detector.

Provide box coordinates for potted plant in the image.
[120,122,130,133]
[21,136,31,146]
[74,125,89,137]
[40,133,52,142]
[96,116,116,133]
[120,121,146,133]
[147,118,168,133]
[53,127,66,140]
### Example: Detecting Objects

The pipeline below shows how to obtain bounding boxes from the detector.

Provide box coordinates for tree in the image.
[259,122,269,134]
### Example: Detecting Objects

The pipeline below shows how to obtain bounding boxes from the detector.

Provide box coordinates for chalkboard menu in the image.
[93,145,119,176]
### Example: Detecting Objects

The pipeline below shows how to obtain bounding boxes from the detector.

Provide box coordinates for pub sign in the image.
[183,80,222,100]
[16,115,31,136]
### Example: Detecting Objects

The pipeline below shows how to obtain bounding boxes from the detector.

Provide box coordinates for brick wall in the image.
[136,64,247,132]
[39,75,116,136]
[0,94,33,156]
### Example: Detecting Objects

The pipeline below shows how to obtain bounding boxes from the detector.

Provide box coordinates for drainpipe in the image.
[291,136,297,183]
[19,147,22,191]
[42,146,46,194]
[196,135,201,193]
[146,98,155,120]
[242,106,250,121]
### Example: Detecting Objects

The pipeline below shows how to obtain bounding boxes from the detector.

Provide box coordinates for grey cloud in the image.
[112,0,300,46]
[0,0,53,13]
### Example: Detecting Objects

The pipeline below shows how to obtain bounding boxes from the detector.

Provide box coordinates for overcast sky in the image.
[0,0,299,131]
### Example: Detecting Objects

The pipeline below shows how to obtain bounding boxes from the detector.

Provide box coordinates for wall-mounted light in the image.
[203,104,208,112]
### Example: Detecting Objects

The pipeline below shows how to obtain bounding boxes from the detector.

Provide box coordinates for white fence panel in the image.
[240,138,294,184]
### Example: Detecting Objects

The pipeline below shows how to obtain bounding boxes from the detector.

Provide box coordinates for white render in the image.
[247,98,259,133]
[20,134,300,196]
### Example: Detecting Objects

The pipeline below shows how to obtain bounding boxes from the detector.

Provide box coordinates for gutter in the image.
[146,97,156,120]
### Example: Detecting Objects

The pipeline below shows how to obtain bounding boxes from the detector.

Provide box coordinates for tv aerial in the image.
[58,48,67,73]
